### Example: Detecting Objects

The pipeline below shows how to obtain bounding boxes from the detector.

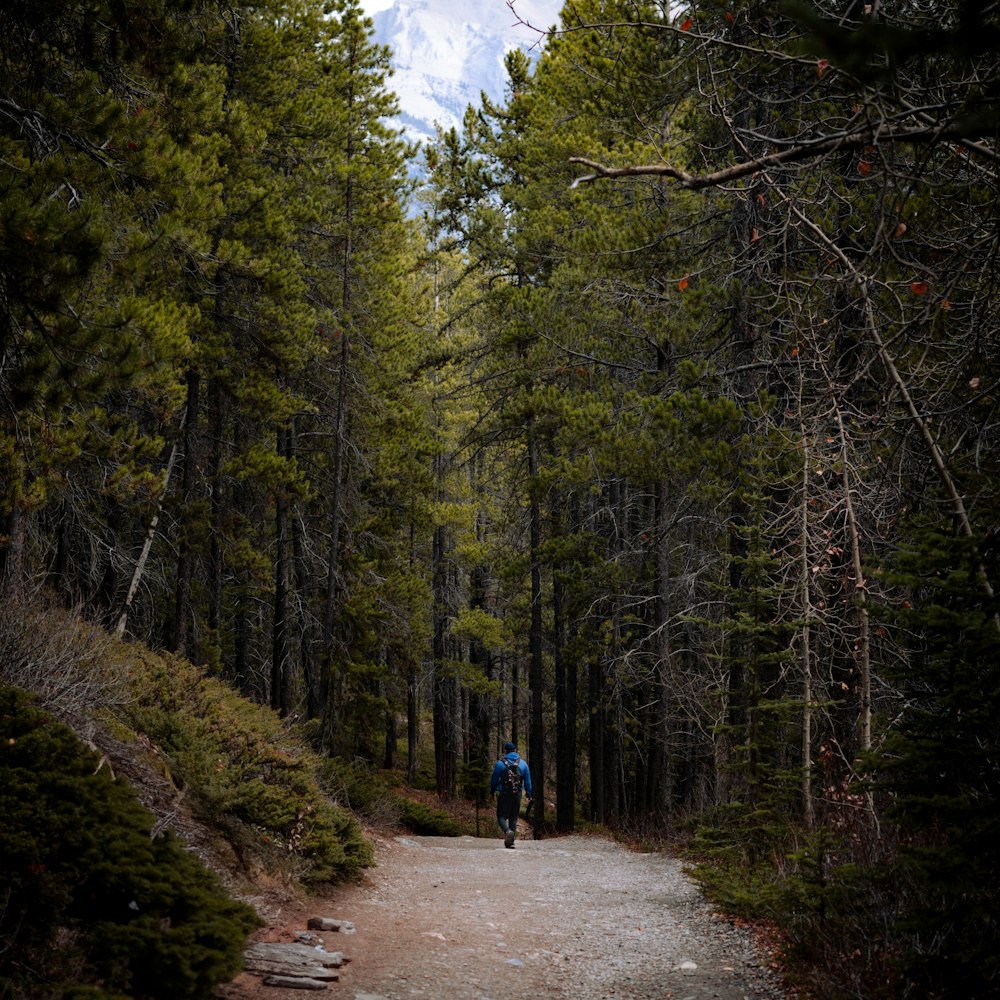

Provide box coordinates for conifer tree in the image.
[0,0,223,613]
[875,530,1000,996]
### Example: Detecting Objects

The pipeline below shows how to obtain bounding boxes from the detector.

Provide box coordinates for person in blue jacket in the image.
[489,741,532,848]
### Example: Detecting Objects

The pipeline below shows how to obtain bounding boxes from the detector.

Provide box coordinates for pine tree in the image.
[0,0,223,610]
[874,530,1000,996]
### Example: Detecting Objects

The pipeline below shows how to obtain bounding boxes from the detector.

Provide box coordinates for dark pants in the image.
[496,792,521,835]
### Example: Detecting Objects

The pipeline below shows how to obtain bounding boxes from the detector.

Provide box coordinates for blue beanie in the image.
[503,741,516,753]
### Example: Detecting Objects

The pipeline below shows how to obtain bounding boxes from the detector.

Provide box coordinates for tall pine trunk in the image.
[291,418,318,718]
[652,477,673,827]
[799,434,815,829]
[527,417,545,836]
[321,38,360,748]
[172,370,200,659]
[554,492,576,832]
[207,378,225,658]
[432,521,456,796]
[272,424,292,716]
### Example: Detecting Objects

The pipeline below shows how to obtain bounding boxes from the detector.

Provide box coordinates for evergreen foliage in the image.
[395,797,463,837]
[0,684,260,1000]
[2,0,1000,993]
[120,649,373,886]
[416,0,1000,993]
[874,531,1000,996]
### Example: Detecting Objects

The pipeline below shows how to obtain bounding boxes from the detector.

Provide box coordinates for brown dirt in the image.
[217,828,789,1000]
[81,718,787,1000]
[51,673,788,1000]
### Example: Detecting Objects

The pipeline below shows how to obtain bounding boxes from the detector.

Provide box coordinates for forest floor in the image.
[89,725,794,1000]
[217,824,792,1000]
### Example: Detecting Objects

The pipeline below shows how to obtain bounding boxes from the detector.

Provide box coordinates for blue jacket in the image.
[490,751,532,798]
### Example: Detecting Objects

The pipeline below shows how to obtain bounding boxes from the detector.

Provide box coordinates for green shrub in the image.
[121,652,372,886]
[409,764,438,792]
[396,796,462,837]
[318,755,392,813]
[0,684,260,1000]
[687,849,787,922]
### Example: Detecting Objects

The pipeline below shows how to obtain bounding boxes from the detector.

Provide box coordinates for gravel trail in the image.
[267,832,790,1000]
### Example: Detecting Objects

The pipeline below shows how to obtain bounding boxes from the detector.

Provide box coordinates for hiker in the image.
[489,741,532,848]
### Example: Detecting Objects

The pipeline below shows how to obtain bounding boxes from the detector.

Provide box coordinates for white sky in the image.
[359,1,562,22]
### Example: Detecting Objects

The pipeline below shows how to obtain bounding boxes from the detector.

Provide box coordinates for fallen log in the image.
[243,942,346,982]
[262,975,331,990]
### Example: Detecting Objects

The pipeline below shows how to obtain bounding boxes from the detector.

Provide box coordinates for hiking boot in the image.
[504,830,515,848]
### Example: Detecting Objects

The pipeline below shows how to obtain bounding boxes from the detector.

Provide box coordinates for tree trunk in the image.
[321,42,358,743]
[320,319,349,746]
[272,424,292,716]
[604,475,625,828]
[469,558,493,802]
[207,378,225,655]
[589,654,605,824]
[407,657,418,785]
[0,497,27,602]
[527,417,545,836]
[653,476,673,827]
[800,434,815,829]
[116,424,183,639]
[510,655,519,749]
[232,435,253,698]
[554,498,576,831]
[832,401,871,753]
[290,418,318,718]
[432,522,456,796]
[172,370,200,659]
[48,503,72,605]
[383,696,397,770]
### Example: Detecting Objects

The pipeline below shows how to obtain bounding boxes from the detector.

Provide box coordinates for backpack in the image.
[501,758,523,796]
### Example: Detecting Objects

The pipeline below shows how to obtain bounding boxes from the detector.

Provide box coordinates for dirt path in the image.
[221,832,788,1000]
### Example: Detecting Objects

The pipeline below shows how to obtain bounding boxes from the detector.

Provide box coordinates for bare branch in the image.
[0,97,115,168]
[570,121,992,190]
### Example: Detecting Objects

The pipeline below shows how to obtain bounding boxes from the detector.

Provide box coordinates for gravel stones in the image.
[325,833,788,1000]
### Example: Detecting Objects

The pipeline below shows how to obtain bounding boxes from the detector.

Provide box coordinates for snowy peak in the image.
[371,0,561,145]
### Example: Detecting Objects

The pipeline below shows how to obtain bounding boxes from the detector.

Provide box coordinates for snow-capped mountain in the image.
[369,0,563,146]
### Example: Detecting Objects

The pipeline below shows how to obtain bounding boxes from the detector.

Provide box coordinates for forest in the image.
[1,0,998,997]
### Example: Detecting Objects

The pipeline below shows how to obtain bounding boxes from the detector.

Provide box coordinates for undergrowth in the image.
[318,757,470,837]
[684,809,906,999]
[0,600,372,891]
[118,647,373,886]
[0,684,260,1000]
